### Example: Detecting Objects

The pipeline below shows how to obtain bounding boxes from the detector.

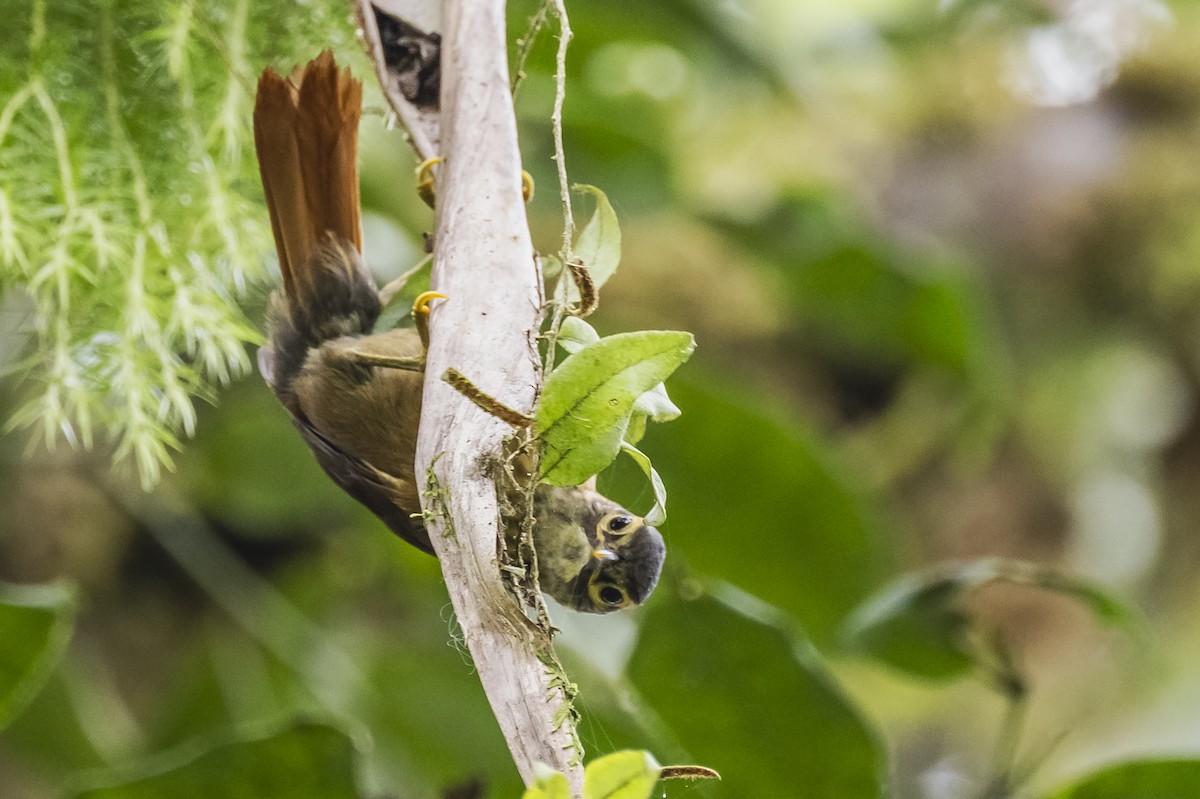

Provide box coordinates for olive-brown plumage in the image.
[253,52,664,613]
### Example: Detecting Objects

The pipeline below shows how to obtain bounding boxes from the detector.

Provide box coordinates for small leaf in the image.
[523,764,573,799]
[842,572,975,680]
[569,184,621,303]
[583,750,661,799]
[626,382,682,444]
[536,331,695,486]
[69,720,362,798]
[981,558,1140,633]
[843,558,1143,681]
[0,582,75,729]
[625,414,648,446]
[541,252,564,282]
[373,256,432,333]
[558,316,600,355]
[620,442,668,526]
[1046,759,1200,798]
[632,382,681,423]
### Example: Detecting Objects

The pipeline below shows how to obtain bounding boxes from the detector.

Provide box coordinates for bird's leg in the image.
[342,349,426,372]
[416,156,442,209]
[344,291,447,372]
[520,170,535,203]
[416,154,535,207]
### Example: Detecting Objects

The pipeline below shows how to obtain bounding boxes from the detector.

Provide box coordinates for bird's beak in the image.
[591,547,618,562]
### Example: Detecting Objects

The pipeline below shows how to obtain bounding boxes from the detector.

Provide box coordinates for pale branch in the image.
[376,0,587,792]
[353,0,440,161]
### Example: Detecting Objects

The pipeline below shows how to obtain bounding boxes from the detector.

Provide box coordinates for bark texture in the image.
[411,0,584,791]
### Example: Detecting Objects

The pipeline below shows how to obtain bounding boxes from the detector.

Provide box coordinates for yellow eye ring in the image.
[600,511,639,537]
[589,581,631,610]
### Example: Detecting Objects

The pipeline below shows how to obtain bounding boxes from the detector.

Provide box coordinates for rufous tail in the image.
[253,50,365,323]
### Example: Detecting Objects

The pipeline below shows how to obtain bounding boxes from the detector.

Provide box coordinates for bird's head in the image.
[532,486,666,614]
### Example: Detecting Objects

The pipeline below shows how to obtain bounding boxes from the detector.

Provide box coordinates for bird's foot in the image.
[416,155,534,207]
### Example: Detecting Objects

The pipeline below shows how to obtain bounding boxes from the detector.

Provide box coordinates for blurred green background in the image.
[4,0,1200,796]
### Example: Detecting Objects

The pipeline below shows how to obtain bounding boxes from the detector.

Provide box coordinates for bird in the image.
[251,51,665,613]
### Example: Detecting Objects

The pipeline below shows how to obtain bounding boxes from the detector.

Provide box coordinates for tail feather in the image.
[253,50,364,320]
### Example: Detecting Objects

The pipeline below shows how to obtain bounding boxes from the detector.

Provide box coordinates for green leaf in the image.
[841,572,975,680]
[843,559,1142,681]
[537,331,695,486]
[557,321,681,447]
[620,442,668,526]
[523,764,573,799]
[541,253,564,282]
[986,559,1140,632]
[583,750,662,799]
[70,720,363,799]
[631,382,681,423]
[558,316,601,354]
[569,184,621,303]
[1045,759,1200,799]
[0,582,75,730]
[627,584,885,798]
[941,558,1140,636]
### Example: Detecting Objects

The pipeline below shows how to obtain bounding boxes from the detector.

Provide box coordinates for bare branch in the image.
[410,0,584,792]
[353,0,440,160]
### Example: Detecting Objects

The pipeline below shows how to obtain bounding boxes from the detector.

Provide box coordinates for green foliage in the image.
[581,750,661,799]
[525,750,664,799]
[844,559,1140,682]
[4,0,1198,797]
[524,766,573,799]
[69,720,362,799]
[624,382,681,445]
[1045,760,1200,799]
[618,442,668,526]
[0,0,359,488]
[539,180,688,520]
[536,330,695,486]
[626,583,885,798]
[843,572,975,680]
[557,315,602,352]
[551,315,680,523]
[631,377,886,644]
[0,582,75,729]
[567,184,622,303]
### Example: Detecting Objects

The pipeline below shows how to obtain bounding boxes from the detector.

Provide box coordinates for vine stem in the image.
[541,0,574,379]
[410,0,585,792]
[549,0,574,259]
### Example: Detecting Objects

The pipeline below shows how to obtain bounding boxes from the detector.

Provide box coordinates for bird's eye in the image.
[588,578,631,610]
[602,513,636,536]
[598,585,626,607]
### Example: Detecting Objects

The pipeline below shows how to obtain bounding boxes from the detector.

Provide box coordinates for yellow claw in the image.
[416,156,443,208]
[521,170,535,203]
[412,290,448,350]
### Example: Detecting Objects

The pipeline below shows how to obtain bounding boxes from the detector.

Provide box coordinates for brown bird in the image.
[252,52,664,613]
